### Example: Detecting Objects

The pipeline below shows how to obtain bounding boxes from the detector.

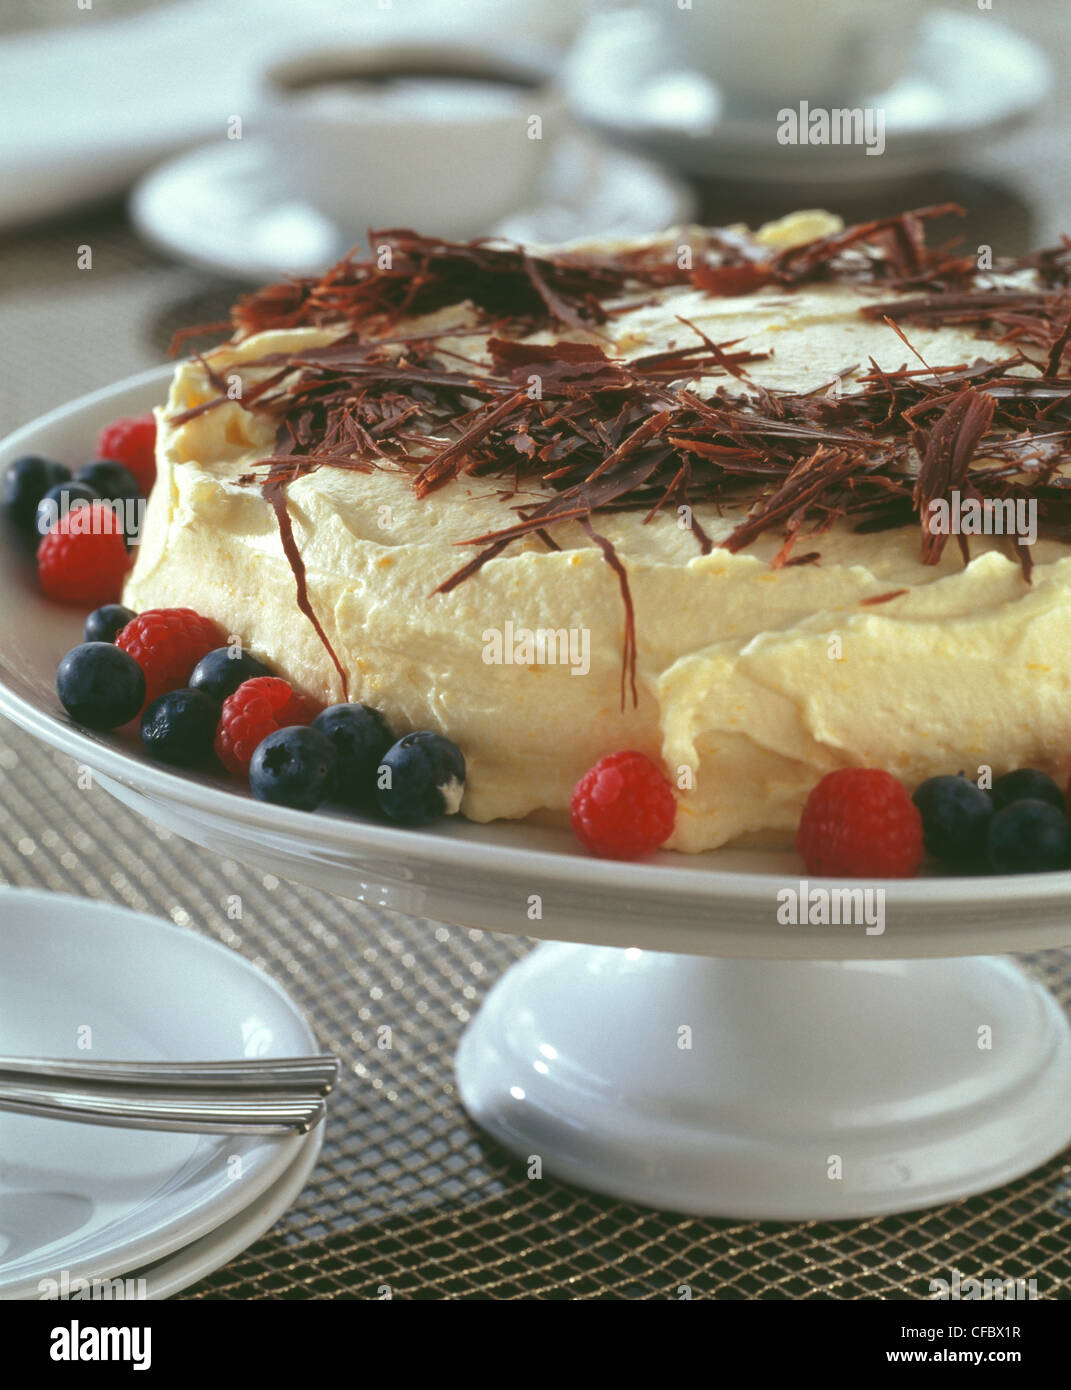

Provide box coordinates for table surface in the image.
[2,0,1071,1300]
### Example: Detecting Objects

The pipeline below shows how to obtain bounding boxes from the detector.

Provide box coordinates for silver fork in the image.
[0,1054,339,1092]
[0,1054,339,1135]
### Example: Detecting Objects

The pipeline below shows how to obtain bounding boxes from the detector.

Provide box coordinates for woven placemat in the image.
[3,40,1071,1291]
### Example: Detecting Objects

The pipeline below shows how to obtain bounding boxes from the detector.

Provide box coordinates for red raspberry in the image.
[214,676,317,775]
[96,413,157,494]
[796,768,923,878]
[117,606,223,706]
[570,751,676,859]
[37,501,129,607]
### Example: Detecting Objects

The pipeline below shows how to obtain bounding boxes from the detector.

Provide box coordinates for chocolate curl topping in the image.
[218,228,696,344]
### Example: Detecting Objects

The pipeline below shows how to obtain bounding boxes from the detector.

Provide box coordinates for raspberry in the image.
[214,676,317,775]
[117,607,223,706]
[37,500,128,606]
[570,751,676,859]
[796,768,923,878]
[96,413,157,494]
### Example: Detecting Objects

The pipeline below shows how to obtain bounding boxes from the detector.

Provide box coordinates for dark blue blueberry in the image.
[991,767,1065,814]
[188,646,273,702]
[84,603,136,644]
[75,459,141,504]
[375,730,466,826]
[987,799,1071,874]
[34,481,100,539]
[2,455,71,542]
[56,641,145,730]
[312,703,393,807]
[75,463,141,546]
[912,774,993,865]
[140,688,220,765]
[249,726,336,811]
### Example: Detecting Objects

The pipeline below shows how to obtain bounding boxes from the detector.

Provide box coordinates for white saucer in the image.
[0,888,318,1300]
[129,133,695,283]
[129,1119,323,1300]
[565,8,1051,183]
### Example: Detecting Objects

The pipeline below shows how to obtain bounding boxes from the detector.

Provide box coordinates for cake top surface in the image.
[172,205,1071,575]
[160,206,1071,700]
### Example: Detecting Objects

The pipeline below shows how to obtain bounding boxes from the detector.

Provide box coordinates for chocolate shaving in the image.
[723,447,860,553]
[860,588,908,606]
[262,471,350,699]
[580,518,638,709]
[911,386,996,564]
[691,261,772,297]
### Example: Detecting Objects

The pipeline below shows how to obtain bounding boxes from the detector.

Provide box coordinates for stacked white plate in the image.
[0,889,324,1301]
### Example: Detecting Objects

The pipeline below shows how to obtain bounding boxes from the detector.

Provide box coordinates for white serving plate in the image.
[0,889,318,1299]
[3,367,1071,1220]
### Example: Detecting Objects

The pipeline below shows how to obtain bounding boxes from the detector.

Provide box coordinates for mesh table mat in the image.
[3,192,1071,1299]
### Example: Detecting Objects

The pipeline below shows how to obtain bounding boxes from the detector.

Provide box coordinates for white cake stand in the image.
[3,369,1071,1220]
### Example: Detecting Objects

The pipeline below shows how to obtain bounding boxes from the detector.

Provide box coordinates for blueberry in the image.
[34,481,100,539]
[987,799,1071,874]
[75,459,141,504]
[141,688,220,765]
[3,455,71,542]
[312,703,393,807]
[912,774,993,865]
[991,767,1065,814]
[56,641,145,729]
[74,462,141,545]
[249,726,336,811]
[375,730,466,826]
[84,603,136,644]
[189,646,273,702]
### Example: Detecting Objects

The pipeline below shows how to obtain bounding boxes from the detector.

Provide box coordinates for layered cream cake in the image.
[125,208,1071,851]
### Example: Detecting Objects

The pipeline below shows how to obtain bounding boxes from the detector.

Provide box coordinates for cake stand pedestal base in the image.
[456,944,1071,1219]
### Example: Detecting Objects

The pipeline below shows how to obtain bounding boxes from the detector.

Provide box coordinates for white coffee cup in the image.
[257,41,567,239]
[648,0,926,113]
